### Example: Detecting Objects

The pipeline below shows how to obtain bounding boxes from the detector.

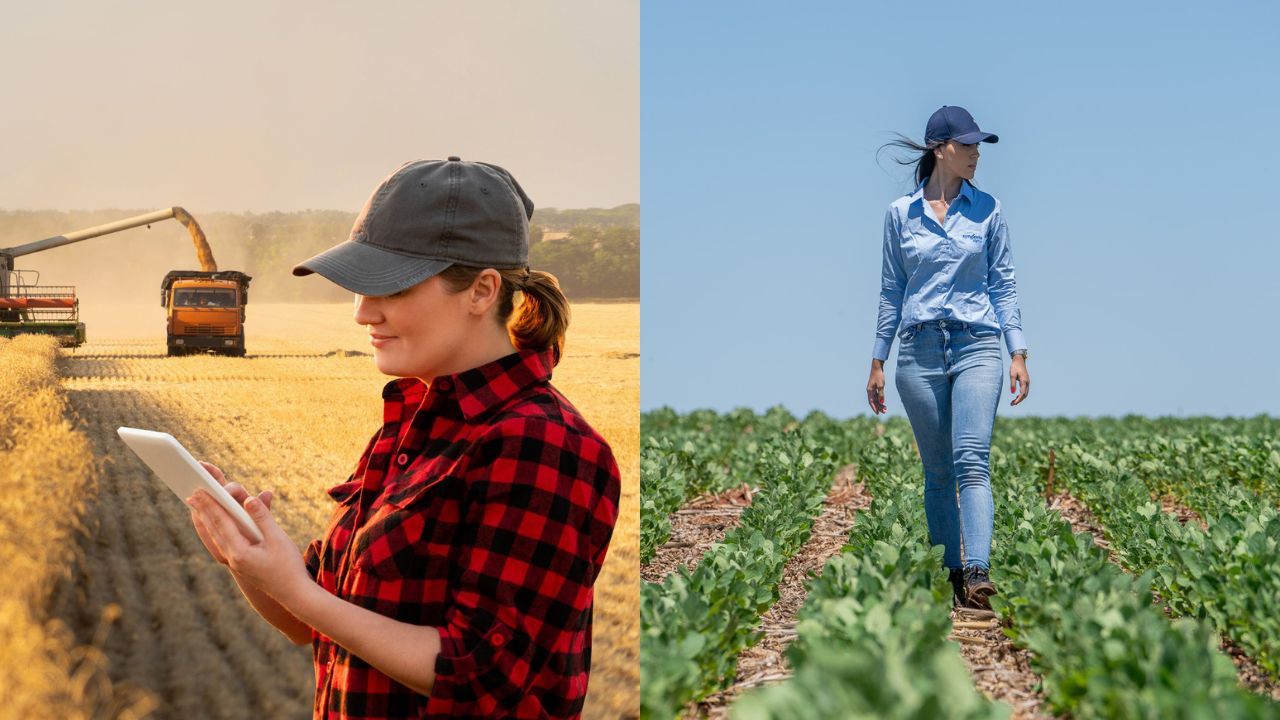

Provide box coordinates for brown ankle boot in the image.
[962,565,996,609]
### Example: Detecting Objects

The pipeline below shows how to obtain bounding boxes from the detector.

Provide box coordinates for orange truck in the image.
[161,270,251,356]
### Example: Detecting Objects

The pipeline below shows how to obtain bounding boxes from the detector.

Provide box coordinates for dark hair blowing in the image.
[437,265,571,366]
[878,133,946,186]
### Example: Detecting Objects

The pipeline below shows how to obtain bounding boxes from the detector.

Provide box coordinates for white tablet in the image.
[117,427,264,543]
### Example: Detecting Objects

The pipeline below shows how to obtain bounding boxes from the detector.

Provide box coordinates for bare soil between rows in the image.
[950,605,1050,719]
[645,463,1057,719]
[640,485,753,585]
[691,464,871,718]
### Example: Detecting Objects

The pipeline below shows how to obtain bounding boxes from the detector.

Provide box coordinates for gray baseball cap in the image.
[292,157,534,296]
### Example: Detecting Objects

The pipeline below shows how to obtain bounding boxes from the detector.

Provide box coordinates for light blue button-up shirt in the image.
[872,178,1026,362]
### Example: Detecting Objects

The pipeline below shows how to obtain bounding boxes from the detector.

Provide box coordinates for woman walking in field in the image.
[866,106,1029,610]
[184,157,621,719]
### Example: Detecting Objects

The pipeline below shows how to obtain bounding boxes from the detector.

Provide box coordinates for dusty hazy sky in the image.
[0,1,637,213]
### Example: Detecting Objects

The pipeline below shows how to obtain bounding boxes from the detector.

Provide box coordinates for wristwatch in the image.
[1010,349,1028,359]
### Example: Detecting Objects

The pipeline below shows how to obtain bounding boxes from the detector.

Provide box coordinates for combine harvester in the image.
[0,208,252,356]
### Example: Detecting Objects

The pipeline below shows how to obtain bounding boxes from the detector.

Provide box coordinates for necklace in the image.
[930,183,962,217]
[934,184,960,205]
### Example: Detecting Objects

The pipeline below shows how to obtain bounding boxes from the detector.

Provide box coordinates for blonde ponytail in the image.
[437,265,571,366]
[508,269,570,366]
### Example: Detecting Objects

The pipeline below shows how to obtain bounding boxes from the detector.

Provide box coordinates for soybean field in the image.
[639,408,1280,719]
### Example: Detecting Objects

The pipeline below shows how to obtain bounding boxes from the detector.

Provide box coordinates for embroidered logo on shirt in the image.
[958,232,985,253]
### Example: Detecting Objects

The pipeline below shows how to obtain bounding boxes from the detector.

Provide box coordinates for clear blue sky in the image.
[641,2,1280,418]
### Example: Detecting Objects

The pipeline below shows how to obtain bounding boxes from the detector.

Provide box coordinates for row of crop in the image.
[0,335,155,717]
[1120,433,1280,516]
[732,423,1010,719]
[985,419,1280,671]
[640,410,881,565]
[641,413,1278,717]
[990,415,1280,449]
[1124,433,1280,669]
[987,417,1280,510]
[985,433,1277,717]
[1043,441,1280,681]
[641,406,799,485]
[641,405,797,439]
[641,407,883,490]
[736,418,1274,717]
[640,407,799,565]
[639,439,695,564]
[639,430,837,719]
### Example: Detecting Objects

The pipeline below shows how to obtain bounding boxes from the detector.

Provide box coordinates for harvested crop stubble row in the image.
[75,388,309,718]
[0,335,154,718]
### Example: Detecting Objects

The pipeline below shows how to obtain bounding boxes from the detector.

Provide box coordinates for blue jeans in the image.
[894,319,1003,571]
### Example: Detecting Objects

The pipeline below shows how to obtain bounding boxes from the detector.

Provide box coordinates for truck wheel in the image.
[167,347,181,357]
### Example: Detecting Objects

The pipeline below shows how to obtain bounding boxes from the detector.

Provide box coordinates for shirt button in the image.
[396,453,409,466]
[490,632,507,647]
[435,378,453,392]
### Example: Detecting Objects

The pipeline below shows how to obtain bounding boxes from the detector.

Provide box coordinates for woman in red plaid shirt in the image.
[184,158,622,719]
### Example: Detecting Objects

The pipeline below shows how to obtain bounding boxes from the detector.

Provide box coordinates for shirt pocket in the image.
[350,499,430,582]
[352,471,459,578]
[954,229,986,255]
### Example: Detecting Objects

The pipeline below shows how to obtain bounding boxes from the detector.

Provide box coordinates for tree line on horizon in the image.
[0,205,638,302]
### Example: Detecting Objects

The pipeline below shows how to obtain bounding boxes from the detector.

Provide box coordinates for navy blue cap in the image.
[925,106,999,145]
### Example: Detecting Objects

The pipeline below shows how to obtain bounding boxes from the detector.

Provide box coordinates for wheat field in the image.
[0,335,155,719]
[40,301,638,719]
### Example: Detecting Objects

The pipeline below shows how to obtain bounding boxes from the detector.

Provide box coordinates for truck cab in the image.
[161,270,251,356]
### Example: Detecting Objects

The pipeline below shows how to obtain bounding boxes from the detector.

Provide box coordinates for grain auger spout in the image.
[1,207,216,278]
[169,207,218,272]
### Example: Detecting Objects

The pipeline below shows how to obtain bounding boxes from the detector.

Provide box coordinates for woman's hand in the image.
[867,361,887,414]
[186,483,309,605]
[189,461,274,565]
[1009,356,1030,406]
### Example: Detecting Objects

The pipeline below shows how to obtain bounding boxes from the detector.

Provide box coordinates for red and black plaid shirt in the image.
[302,348,621,719]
